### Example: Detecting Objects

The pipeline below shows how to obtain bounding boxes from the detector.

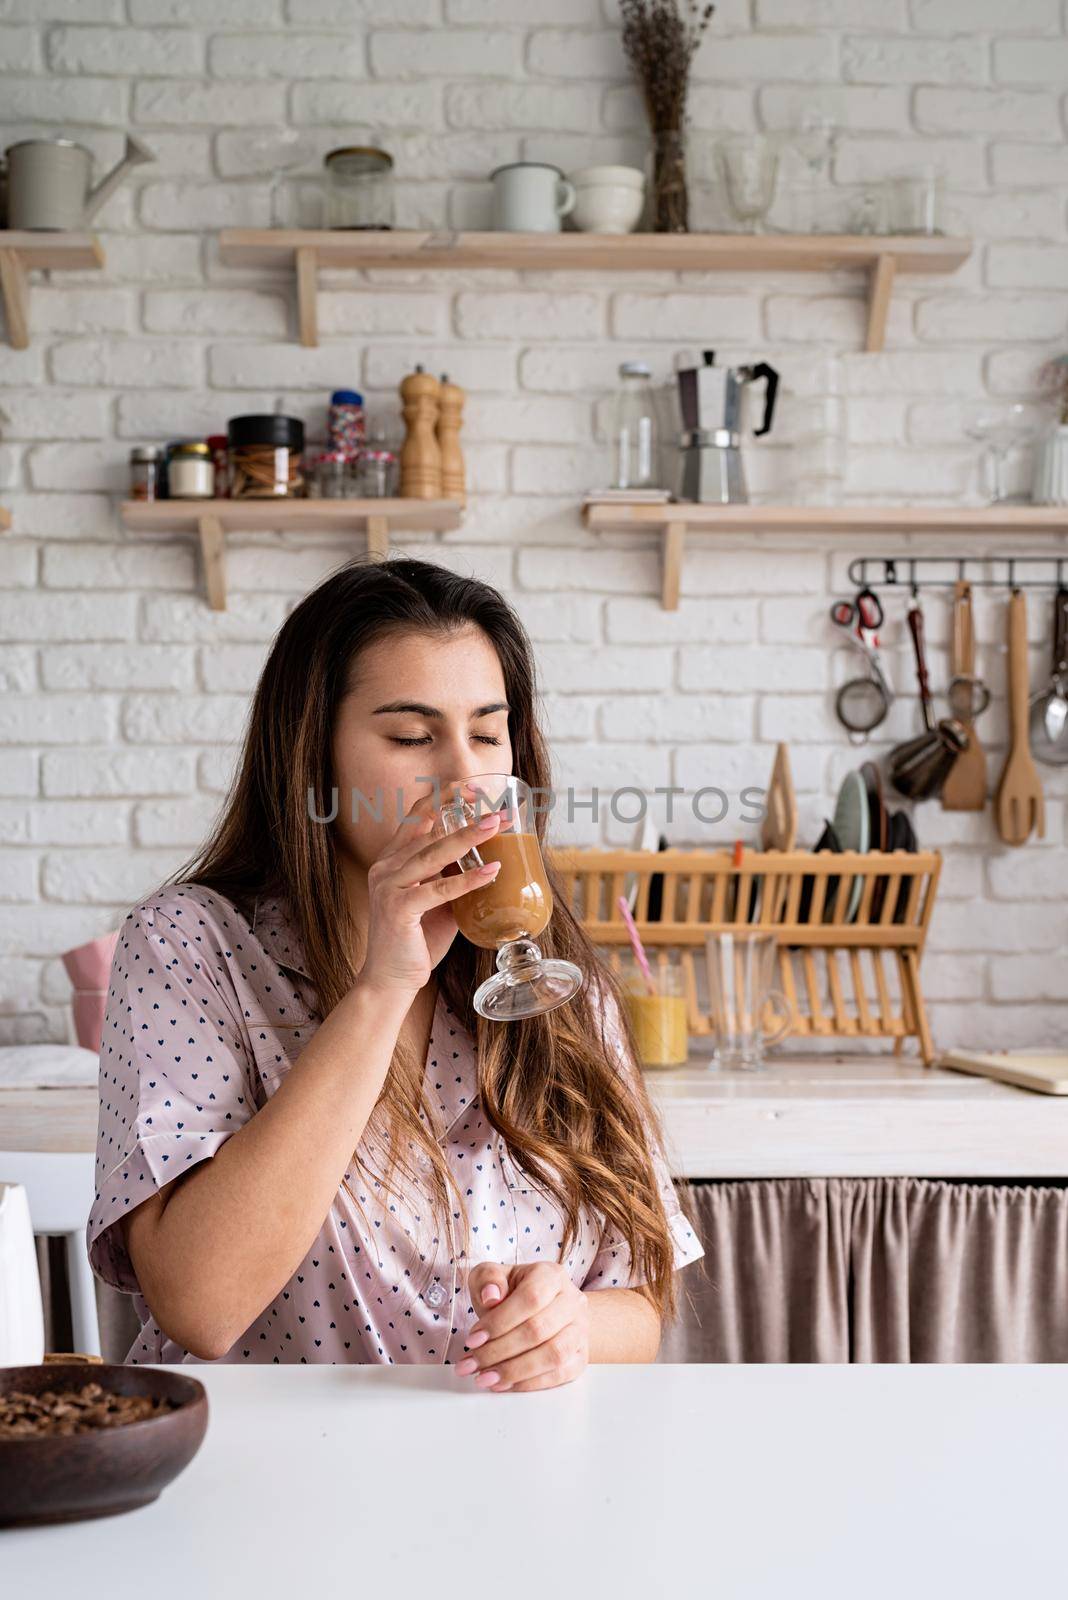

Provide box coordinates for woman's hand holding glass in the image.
[357,783,503,998]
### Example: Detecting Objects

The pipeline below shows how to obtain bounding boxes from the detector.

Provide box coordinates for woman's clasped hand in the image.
[457,1261,592,1393]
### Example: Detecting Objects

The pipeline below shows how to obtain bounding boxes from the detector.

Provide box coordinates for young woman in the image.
[87,556,703,1389]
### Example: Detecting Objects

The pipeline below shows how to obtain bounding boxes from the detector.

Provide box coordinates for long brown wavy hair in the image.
[155,554,680,1320]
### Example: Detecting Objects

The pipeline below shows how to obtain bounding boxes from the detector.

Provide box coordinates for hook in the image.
[886,558,897,586]
[1008,557,1017,595]
[958,557,966,582]
[909,557,918,598]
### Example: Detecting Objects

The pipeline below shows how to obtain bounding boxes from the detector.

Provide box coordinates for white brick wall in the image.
[1,2,1067,1046]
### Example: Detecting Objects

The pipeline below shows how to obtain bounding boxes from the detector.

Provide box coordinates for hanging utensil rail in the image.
[847,555,1067,591]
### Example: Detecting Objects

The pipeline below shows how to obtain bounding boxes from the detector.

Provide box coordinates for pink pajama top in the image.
[86,883,703,1365]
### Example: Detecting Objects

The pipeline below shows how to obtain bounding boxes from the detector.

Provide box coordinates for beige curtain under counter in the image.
[660,1178,1068,1364]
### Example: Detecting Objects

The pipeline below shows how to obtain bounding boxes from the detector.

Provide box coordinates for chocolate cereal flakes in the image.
[0,1382,180,1438]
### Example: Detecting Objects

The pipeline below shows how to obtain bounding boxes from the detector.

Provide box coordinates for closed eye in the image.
[390,735,503,747]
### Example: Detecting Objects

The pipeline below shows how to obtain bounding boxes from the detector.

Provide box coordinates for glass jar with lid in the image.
[129,445,161,502]
[323,146,394,230]
[228,414,305,498]
[358,431,398,498]
[167,441,214,499]
[609,361,660,489]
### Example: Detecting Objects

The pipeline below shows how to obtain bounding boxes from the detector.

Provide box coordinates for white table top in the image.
[4,1047,1068,1180]
[4,1364,1064,1599]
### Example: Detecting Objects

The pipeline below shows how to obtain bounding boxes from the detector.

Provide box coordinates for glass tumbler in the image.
[890,168,945,236]
[705,930,791,1071]
[436,774,583,1021]
[715,135,780,234]
[620,955,689,1069]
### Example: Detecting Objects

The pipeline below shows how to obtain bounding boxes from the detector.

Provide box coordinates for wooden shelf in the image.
[218,228,971,352]
[120,497,464,611]
[0,232,104,349]
[582,500,1068,610]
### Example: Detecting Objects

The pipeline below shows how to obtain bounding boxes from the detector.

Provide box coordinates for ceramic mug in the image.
[490,162,575,233]
[569,164,645,234]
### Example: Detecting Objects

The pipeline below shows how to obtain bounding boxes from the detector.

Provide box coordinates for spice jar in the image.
[358,431,398,498]
[167,441,214,499]
[227,414,305,498]
[129,445,161,502]
[308,450,349,498]
[206,434,230,498]
[324,146,394,230]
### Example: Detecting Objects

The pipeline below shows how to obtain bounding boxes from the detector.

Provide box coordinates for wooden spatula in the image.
[995,589,1045,846]
[942,580,986,811]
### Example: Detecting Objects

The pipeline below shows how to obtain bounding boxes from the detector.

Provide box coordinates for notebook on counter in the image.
[939,1050,1068,1096]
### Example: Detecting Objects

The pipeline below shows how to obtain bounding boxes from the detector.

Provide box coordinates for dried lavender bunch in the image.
[619,0,715,134]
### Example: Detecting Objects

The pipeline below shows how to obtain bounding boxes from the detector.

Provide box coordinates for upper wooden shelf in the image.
[217,228,971,352]
[121,497,463,611]
[583,500,1068,609]
[0,232,104,349]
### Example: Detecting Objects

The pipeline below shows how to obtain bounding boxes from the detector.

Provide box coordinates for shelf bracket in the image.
[366,513,389,560]
[662,521,686,610]
[296,245,318,348]
[197,512,227,612]
[865,254,896,353]
[0,249,29,350]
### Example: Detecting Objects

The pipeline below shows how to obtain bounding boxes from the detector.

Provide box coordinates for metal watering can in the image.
[5,135,154,231]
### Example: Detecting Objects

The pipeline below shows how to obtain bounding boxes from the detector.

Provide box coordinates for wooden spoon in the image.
[994,589,1045,846]
[942,580,986,811]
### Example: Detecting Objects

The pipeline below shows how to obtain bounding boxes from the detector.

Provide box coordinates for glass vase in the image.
[650,129,688,234]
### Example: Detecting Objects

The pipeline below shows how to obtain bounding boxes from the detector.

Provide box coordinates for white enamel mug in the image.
[490,161,576,233]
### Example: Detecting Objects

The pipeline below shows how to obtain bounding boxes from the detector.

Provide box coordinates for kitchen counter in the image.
[3,1047,1067,1180]
[3,1363,1063,1597]
[644,1048,1068,1180]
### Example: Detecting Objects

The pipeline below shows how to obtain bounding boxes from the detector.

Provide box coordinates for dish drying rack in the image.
[548,847,943,1064]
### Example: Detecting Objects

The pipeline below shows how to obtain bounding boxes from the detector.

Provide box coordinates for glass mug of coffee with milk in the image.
[435,774,583,1021]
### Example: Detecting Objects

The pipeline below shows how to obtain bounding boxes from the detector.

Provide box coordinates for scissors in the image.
[829,586,884,647]
[829,588,893,742]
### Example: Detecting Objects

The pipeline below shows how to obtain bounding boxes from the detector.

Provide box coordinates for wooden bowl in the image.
[0,1361,208,1527]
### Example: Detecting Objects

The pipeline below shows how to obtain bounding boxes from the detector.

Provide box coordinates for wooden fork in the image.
[995,589,1045,846]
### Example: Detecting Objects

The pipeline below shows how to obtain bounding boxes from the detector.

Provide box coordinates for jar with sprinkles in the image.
[328,388,365,463]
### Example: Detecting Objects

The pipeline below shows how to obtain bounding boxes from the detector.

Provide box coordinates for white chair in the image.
[0,1151,101,1356]
[0,1041,102,1360]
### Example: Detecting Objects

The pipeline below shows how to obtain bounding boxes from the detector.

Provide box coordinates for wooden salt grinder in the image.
[437,373,466,503]
[399,365,442,499]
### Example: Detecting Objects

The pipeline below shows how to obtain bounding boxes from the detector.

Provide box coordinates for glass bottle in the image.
[610,361,659,490]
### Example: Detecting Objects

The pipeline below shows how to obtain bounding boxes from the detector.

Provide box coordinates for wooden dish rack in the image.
[548,847,943,1064]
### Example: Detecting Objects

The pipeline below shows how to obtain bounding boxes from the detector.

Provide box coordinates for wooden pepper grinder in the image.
[399,365,442,499]
[436,372,466,504]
